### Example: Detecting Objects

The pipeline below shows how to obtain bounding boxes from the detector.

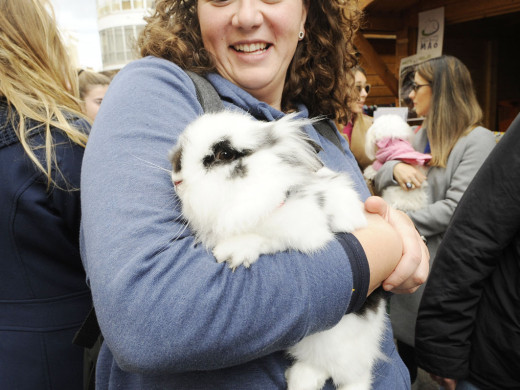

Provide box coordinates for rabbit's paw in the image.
[285,361,329,390]
[213,234,264,270]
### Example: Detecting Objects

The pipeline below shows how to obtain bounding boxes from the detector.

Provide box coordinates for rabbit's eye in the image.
[216,149,236,162]
[203,139,252,168]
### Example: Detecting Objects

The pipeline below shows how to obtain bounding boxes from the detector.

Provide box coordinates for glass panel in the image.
[113,26,125,64]
[122,0,132,10]
[124,25,136,61]
[100,30,109,66]
[106,28,117,66]
[111,0,121,11]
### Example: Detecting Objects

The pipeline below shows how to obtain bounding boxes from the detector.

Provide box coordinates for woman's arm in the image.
[80,57,426,375]
[360,196,429,294]
[81,59,362,373]
[409,129,495,237]
[373,159,401,194]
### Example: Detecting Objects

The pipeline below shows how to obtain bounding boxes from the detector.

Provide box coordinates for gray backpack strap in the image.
[186,70,344,154]
[313,120,345,154]
[185,71,224,113]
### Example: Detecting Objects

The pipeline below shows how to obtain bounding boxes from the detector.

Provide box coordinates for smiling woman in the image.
[80,0,429,389]
[197,0,306,109]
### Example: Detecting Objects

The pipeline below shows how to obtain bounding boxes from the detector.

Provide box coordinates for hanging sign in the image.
[398,7,445,115]
[417,7,445,57]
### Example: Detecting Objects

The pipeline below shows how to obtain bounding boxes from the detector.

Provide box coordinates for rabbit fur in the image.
[364,114,429,212]
[169,111,386,390]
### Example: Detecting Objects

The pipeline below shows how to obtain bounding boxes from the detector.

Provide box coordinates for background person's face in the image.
[198,0,307,110]
[82,85,108,121]
[409,73,432,117]
[351,70,369,115]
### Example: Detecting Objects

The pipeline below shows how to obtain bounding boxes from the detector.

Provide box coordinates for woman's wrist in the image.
[352,212,402,294]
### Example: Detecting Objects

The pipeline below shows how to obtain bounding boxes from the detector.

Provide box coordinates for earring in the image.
[298,31,305,40]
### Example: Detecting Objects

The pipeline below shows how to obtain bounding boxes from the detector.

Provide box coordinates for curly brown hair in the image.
[138,0,362,124]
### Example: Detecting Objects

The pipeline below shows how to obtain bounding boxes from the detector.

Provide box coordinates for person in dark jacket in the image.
[415,113,520,390]
[0,0,91,389]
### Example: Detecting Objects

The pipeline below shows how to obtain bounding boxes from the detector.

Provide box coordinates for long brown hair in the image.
[416,55,483,167]
[138,0,362,124]
[0,0,88,188]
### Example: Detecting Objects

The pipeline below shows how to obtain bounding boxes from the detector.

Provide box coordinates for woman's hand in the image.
[365,196,429,294]
[393,162,427,191]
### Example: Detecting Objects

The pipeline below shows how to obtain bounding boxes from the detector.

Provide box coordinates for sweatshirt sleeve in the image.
[80,57,364,374]
[415,116,520,378]
[373,160,400,195]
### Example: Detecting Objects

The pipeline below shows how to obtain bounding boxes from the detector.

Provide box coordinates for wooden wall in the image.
[358,1,520,131]
[359,39,398,107]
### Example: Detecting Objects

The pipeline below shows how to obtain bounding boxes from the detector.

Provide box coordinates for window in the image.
[124,25,137,61]
[114,27,125,63]
[122,0,132,10]
[100,30,109,65]
[110,0,121,11]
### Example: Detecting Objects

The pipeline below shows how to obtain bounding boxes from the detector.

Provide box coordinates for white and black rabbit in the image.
[169,111,387,390]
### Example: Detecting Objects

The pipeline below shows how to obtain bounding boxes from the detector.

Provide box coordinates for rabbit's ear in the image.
[169,145,183,174]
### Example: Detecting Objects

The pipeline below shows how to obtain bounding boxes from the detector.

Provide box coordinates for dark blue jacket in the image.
[0,97,91,389]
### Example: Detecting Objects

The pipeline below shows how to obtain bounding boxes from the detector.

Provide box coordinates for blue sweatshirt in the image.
[80,56,410,389]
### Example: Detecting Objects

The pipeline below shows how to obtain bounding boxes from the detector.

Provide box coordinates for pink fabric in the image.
[342,122,353,143]
[372,137,432,171]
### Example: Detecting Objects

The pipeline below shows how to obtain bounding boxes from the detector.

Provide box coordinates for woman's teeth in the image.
[234,43,268,53]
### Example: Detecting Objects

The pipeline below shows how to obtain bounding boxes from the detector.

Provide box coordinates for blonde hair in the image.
[78,69,111,99]
[138,0,363,124]
[0,0,89,188]
[416,55,483,167]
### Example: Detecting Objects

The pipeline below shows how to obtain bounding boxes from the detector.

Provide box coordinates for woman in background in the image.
[373,55,496,384]
[0,0,91,388]
[78,69,111,122]
[341,65,374,170]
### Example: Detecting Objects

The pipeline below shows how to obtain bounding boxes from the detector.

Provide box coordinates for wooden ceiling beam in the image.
[360,0,377,10]
[354,32,399,97]
[362,14,403,33]
[364,0,520,31]
[415,0,520,25]
[443,0,520,25]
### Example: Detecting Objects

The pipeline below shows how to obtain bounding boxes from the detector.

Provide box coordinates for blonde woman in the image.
[79,69,111,121]
[0,0,91,388]
[373,55,496,384]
